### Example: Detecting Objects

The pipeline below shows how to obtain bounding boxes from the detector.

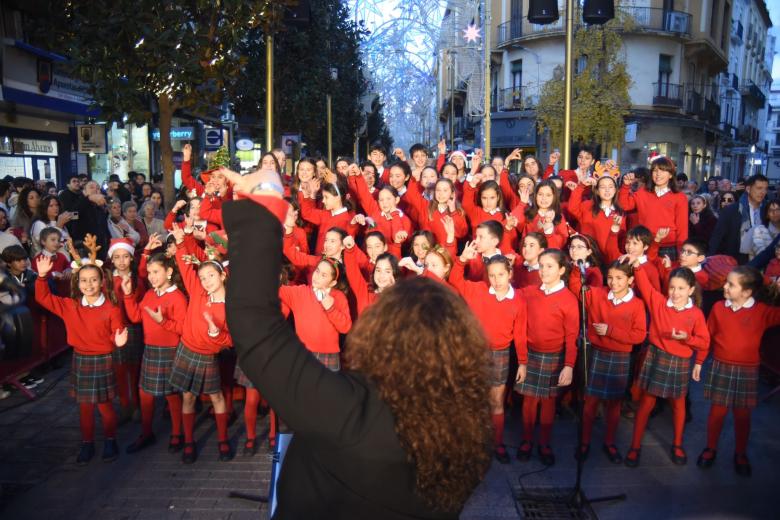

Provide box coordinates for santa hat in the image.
[107,238,135,258]
[449,150,468,163]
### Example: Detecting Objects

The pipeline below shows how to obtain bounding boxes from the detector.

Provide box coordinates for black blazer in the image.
[224,199,464,520]
[707,202,744,261]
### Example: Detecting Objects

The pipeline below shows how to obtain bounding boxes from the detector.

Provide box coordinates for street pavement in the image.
[1,354,777,520]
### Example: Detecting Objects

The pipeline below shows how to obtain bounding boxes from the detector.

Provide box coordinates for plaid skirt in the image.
[515,349,565,398]
[313,352,341,372]
[140,345,178,396]
[704,359,758,409]
[168,343,221,395]
[586,348,631,400]
[112,323,144,365]
[637,344,691,399]
[234,364,254,389]
[71,352,116,404]
[489,348,510,387]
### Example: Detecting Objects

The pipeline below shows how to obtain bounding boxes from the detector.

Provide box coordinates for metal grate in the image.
[512,486,598,520]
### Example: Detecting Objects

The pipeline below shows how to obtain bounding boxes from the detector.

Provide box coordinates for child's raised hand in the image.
[447,196,457,213]
[670,328,688,341]
[565,181,578,191]
[592,323,608,336]
[347,163,361,177]
[518,185,531,205]
[173,199,188,212]
[692,363,702,382]
[309,178,321,194]
[120,275,133,296]
[441,215,455,238]
[321,291,334,310]
[460,240,478,262]
[469,172,483,188]
[549,151,560,165]
[621,172,635,186]
[558,366,573,387]
[437,139,446,155]
[342,236,356,250]
[662,255,672,269]
[690,212,700,225]
[394,230,408,244]
[505,214,518,230]
[182,143,192,162]
[515,364,527,384]
[35,255,53,277]
[610,214,623,233]
[655,227,670,243]
[115,327,129,347]
[170,223,185,244]
[146,233,163,251]
[144,306,164,324]
[582,176,596,187]
[351,214,366,226]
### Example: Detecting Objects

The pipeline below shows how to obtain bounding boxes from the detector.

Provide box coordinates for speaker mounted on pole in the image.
[583,0,615,25]
[528,0,559,25]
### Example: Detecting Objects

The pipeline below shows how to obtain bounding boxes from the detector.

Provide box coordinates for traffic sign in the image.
[204,128,223,150]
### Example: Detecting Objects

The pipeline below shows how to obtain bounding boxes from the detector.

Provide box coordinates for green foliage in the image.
[536,12,633,150]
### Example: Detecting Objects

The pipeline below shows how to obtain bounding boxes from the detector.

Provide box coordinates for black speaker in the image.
[583,0,615,25]
[528,0,559,25]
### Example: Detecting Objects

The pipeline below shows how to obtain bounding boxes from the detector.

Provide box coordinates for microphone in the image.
[576,259,587,278]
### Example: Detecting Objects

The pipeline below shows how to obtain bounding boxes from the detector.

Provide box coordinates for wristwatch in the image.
[251,181,284,196]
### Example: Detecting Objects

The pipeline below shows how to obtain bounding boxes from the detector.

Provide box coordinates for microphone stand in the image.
[513,263,626,518]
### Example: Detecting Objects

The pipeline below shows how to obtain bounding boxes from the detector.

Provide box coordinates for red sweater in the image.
[403,177,469,246]
[461,182,517,253]
[568,184,625,263]
[706,300,780,367]
[32,251,70,275]
[198,195,225,233]
[124,286,188,347]
[278,285,351,354]
[518,283,579,367]
[619,186,688,250]
[350,174,413,258]
[175,242,232,355]
[569,275,647,353]
[111,273,147,324]
[449,260,527,351]
[765,258,780,281]
[634,266,710,363]
[513,262,542,289]
[510,202,569,249]
[298,193,357,253]
[344,246,379,316]
[35,277,124,355]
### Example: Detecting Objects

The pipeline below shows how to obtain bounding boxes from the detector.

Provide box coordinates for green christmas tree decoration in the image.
[207,146,232,170]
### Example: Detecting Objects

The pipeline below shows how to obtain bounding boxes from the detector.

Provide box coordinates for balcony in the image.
[740,80,767,106]
[653,82,684,108]
[738,125,760,144]
[492,87,540,111]
[496,7,691,48]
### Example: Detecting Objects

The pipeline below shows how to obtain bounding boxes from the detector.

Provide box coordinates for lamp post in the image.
[750,144,756,178]
[328,67,338,168]
[562,0,574,169]
[266,33,274,152]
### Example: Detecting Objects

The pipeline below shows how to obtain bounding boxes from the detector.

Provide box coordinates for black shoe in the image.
[102,439,119,463]
[574,443,590,462]
[168,435,184,454]
[516,440,532,462]
[538,445,555,466]
[602,444,623,464]
[494,445,510,465]
[218,441,234,462]
[182,443,197,464]
[243,438,258,457]
[117,406,134,426]
[734,454,752,477]
[670,445,687,465]
[696,448,717,468]
[625,448,641,468]
[126,433,156,454]
[76,442,95,466]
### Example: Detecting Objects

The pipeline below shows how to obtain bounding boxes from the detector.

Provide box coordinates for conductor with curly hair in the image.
[223,167,492,519]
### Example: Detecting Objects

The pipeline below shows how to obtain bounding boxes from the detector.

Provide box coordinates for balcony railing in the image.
[492,87,540,111]
[496,7,691,47]
[740,80,767,106]
[653,82,684,108]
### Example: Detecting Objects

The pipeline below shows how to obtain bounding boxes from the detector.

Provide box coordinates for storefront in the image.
[87,122,151,186]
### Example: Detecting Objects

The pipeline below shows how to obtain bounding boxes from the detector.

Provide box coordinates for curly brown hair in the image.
[345,277,492,512]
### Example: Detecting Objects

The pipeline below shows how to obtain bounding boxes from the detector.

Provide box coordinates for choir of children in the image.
[27,146,780,478]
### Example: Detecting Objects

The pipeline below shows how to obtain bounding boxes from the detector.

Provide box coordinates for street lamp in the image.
[750,144,756,177]
[328,67,338,168]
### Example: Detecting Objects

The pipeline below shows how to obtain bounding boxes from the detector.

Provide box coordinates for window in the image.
[721,2,730,49]
[658,54,672,95]
[575,55,588,75]
[511,60,522,91]
[710,0,720,39]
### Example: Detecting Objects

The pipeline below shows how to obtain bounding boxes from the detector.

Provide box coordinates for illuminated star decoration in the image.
[463,23,482,43]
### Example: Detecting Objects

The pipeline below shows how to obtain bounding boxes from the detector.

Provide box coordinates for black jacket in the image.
[224,199,461,520]
[707,202,744,261]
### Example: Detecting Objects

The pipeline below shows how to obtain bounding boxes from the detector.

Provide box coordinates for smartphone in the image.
[70,211,79,220]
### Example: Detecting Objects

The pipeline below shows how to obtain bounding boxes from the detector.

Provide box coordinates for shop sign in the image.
[204,128,224,150]
[12,138,58,156]
[236,138,254,151]
[76,124,107,154]
[152,127,194,141]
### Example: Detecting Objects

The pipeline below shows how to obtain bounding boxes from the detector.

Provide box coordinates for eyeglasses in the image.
[721,197,734,203]
[680,249,700,256]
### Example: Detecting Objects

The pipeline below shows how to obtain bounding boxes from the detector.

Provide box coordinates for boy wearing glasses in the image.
[655,238,709,293]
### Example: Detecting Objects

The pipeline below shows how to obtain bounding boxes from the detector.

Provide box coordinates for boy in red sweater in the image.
[623,226,661,295]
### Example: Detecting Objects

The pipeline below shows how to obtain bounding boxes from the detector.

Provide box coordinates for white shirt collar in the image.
[608,288,634,305]
[41,249,57,258]
[486,207,501,215]
[655,186,670,197]
[540,280,565,295]
[601,204,614,217]
[208,293,225,304]
[636,255,648,265]
[155,285,178,297]
[489,285,515,301]
[437,203,448,213]
[313,287,330,302]
[331,207,348,217]
[524,261,540,271]
[396,186,407,196]
[725,297,755,312]
[483,249,502,261]
[81,294,106,308]
[382,208,403,219]
[690,264,702,273]
[666,297,693,311]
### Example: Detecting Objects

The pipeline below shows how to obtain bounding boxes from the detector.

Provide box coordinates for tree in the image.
[233,0,375,159]
[30,1,275,206]
[535,11,633,156]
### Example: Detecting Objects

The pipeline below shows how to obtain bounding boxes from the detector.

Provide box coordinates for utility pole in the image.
[483,0,491,159]
[562,0,574,169]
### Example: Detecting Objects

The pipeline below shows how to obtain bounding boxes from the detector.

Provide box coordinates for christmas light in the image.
[463,23,481,43]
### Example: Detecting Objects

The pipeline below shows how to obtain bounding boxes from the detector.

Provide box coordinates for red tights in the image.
[582,396,621,446]
[706,404,751,454]
[522,396,556,445]
[138,389,182,438]
[631,392,686,450]
[113,362,140,409]
[78,402,117,442]
[244,388,261,440]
